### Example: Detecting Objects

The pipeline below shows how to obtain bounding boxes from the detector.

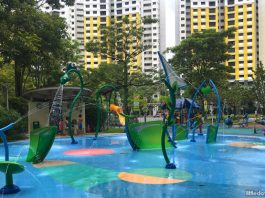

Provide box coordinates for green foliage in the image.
[142,16,159,24]
[0,1,80,96]
[253,61,265,112]
[42,0,75,9]
[85,103,107,132]
[0,105,27,134]
[222,83,255,114]
[86,16,157,114]
[85,63,124,92]
[9,97,28,116]
[84,63,160,107]
[169,29,235,91]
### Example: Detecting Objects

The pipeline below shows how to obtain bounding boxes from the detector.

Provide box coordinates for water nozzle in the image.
[60,73,70,85]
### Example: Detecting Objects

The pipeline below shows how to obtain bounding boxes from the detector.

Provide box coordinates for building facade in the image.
[141,0,160,73]
[41,0,160,73]
[160,0,178,60]
[258,0,265,65]
[177,0,258,83]
[41,0,85,59]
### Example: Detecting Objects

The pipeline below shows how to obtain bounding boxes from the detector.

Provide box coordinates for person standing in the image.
[78,114,83,134]
[65,116,69,135]
[243,112,249,127]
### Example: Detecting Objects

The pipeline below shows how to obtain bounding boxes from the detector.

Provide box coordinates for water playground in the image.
[0,54,264,197]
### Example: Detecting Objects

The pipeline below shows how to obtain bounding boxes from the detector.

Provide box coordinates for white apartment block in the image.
[258,0,265,65]
[41,0,85,59]
[141,0,160,73]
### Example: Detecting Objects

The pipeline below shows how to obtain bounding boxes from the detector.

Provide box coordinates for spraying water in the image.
[48,85,64,126]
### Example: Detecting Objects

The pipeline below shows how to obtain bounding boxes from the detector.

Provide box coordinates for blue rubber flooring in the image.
[0,133,264,198]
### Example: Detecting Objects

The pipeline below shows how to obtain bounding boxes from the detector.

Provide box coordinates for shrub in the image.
[9,97,28,116]
[0,105,27,134]
[85,103,107,132]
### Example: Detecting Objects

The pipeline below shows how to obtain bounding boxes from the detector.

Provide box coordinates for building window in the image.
[228,7,234,12]
[209,1,215,6]
[228,13,235,18]
[209,8,215,13]
[209,22,216,26]
[228,20,234,25]
[228,0,234,5]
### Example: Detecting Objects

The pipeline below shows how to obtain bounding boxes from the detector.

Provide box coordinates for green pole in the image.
[161,80,177,169]
[95,91,101,139]
[6,172,13,186]
[60,68,84,144]
[94,84,116,139]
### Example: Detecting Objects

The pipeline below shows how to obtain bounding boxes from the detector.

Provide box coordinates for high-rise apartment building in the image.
[41,0,85,57]
[41,0,160,73]
[258,0,265,65]
[141,0,160,73]
[177,0,258,83]
[84,0,142,70]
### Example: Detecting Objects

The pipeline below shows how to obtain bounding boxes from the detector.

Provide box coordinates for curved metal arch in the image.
[60,68,84,144]
[187,80,221,142]
[0,123,14,161]
[187,80,206,137]
[95,84,117,139]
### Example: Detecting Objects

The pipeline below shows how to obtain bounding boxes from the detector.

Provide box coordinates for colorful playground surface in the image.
[1,129,265,198]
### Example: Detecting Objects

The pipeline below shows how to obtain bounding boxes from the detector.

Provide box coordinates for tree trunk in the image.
[123,62,129,114]
[14,62,23,97]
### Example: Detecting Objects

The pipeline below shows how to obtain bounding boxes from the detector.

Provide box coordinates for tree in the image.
[86,16,157,114]
[222,83,254,115]
[37,0,75,9]
[84,63,160,105]
[253,61,265,114]
[28,39,81,89]
[0,1,79,96]
[169,29,235,91]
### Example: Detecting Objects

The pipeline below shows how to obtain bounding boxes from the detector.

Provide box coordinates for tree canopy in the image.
[86,16,157,114]
[253,61,265,112]
[169,29,235,90]
[0,0,79,96]
[84,63,160,106]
